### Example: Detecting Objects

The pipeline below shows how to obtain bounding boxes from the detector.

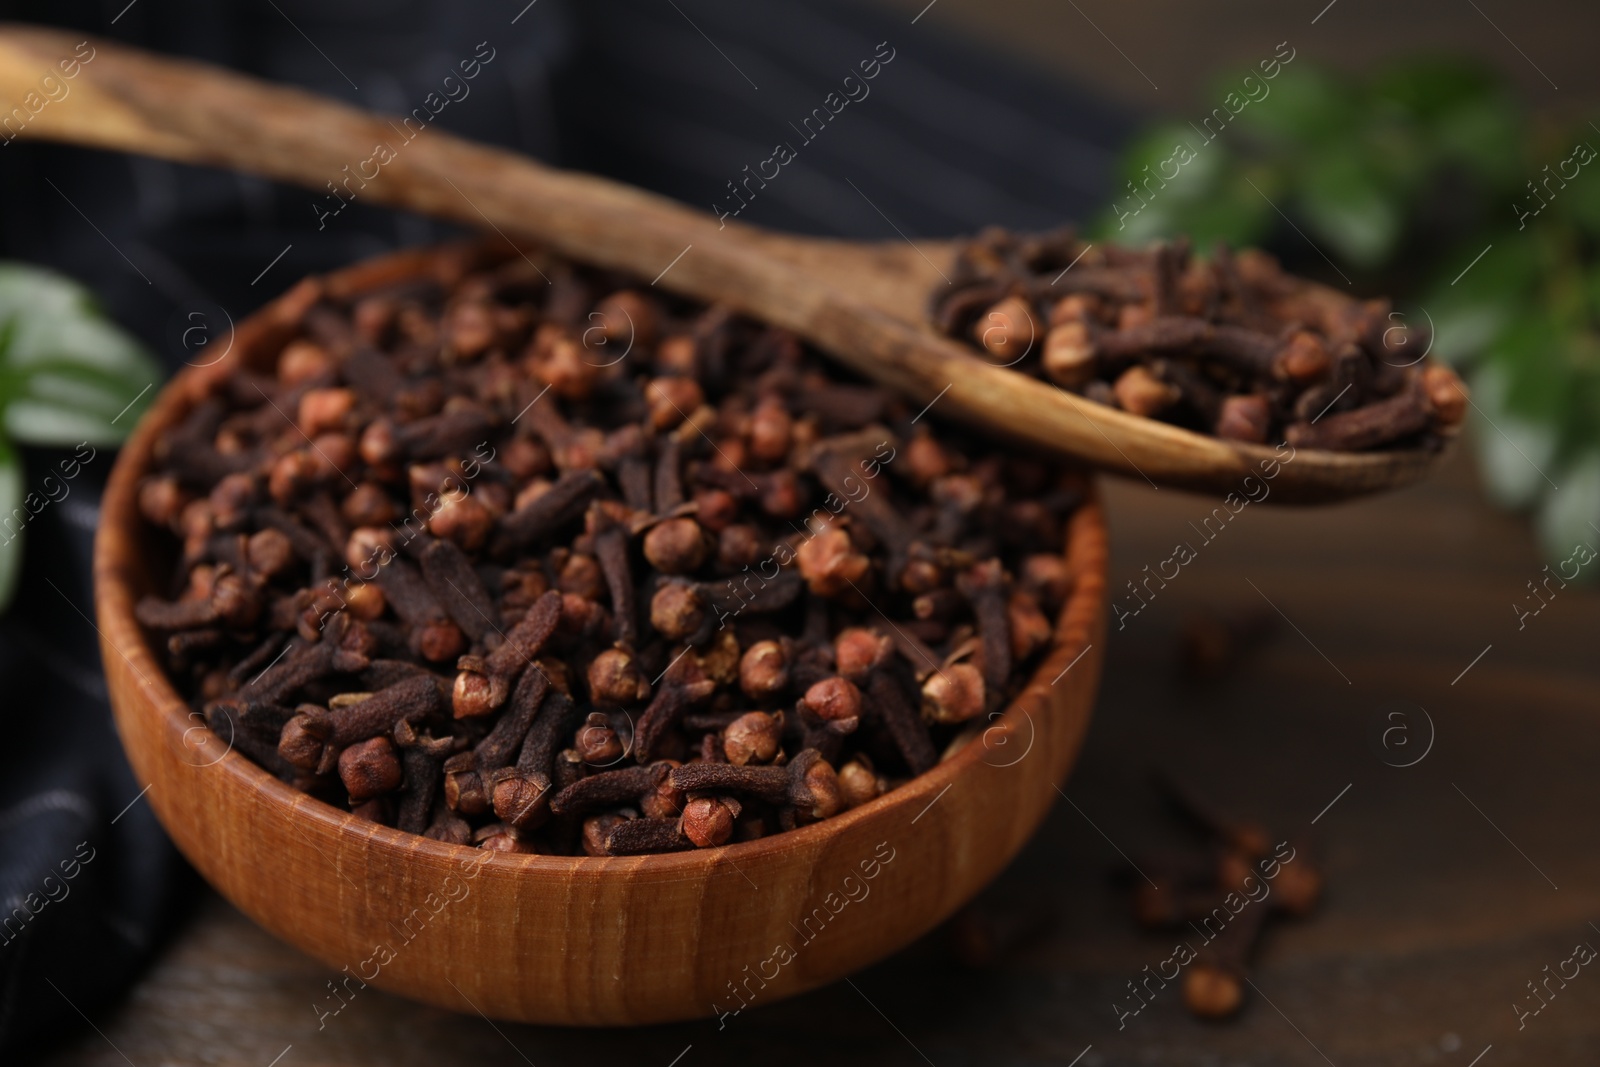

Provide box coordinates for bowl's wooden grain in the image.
[92,246,1109,1026]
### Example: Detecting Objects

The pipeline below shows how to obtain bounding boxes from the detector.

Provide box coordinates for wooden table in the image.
[45,447,1600,1066]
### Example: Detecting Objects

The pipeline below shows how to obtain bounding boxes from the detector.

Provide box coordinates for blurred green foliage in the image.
[0,265,159,609]
[1093,58,1600,567]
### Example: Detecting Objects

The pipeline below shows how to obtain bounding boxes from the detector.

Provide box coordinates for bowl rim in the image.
[94,238,1108,877]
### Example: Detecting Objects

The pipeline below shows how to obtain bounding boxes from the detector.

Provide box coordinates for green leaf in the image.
[1428,301,1512,365]
[1367,58,1503,123]
[1163,137,1240,203]
[1468,363,1559,510]
[0,437,19,612]
[1430,96,1525,187]
[1424,234,1542,363]
[1233,66,1355,148]
[3,399,127,446]
[1092,131,1275,248]
[1155,177,1273,248]
[1552,330,1600,456]
[1559,145,1600,235]
[0,263,157,375]
[0,264,94,321]
[20,370,132,416]
[1296,151,1403,266]
[1485,310,1570,424]
[1356,121,1433,198]
[0,263,161,447]
[1536,451,1600,575]
[8,313,159,385]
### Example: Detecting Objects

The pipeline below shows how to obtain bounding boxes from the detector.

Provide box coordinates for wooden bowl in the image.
[92,244,1110,1026]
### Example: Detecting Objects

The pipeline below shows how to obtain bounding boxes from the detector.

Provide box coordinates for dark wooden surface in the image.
[45,446,1600,1066]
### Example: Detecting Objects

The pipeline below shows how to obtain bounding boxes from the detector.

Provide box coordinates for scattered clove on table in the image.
[944,886,1056,970]
[1123,774,1325,1020]
[1178,606,1279,682]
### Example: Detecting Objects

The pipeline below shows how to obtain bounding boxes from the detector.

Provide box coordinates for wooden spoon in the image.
[0,25,1445,502]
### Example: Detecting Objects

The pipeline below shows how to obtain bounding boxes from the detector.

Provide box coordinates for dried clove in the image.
[419,537,501,641]
[550,763,669,816]
[278,676,443,773]
[474,664,549,770]
[864,669,937,775]
[1123,776,1328,1021]
[957,559,1011,711]
[672,748,841,822]
[488,688,579,829]
[633,666,717,763]
[393,720,454,834]
[452,589,562,717]
[590,507,638,646]
[372,558,464,663]
[604,816,691,855]
[494,469,605,553]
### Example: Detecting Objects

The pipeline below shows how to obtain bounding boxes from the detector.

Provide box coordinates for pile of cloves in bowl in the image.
[929,228,1468,451]
[133,242,1086,856]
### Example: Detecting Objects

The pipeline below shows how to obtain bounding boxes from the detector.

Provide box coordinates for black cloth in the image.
[0,1,1127,1059]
